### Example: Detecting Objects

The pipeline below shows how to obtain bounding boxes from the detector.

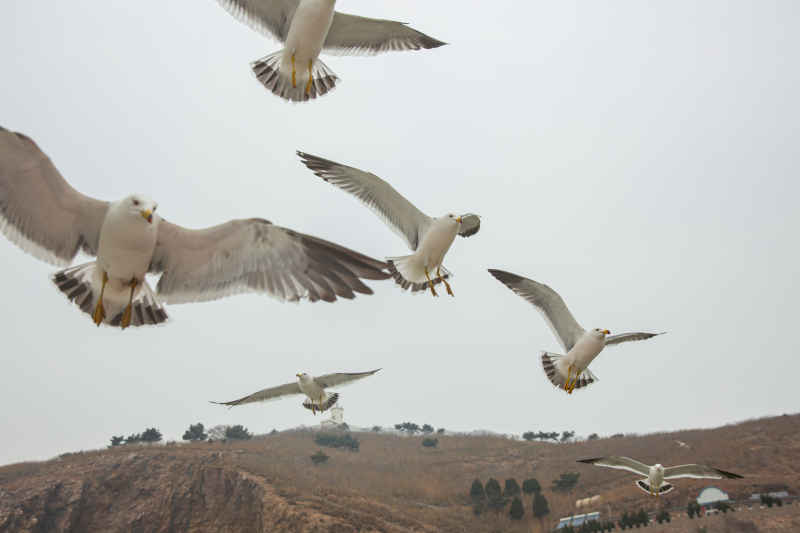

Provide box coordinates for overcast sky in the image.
[1,1,798,466]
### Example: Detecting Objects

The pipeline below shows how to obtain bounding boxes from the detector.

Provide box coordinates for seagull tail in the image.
[386,254,449,293]
[541,351,598,392]
[52,262,168,328]
[302,392,339,412]
[636,479,674,495]
[250,50,339,102]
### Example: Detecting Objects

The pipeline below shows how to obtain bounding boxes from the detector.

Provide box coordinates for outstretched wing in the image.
[314,369,381,389]
[0,127,109,266]
[323,12,445,56]
[298,151,432,250]
[211,381,301,407]
[458,214,481,238]
[214,0,299,42]
[488,269,585,351]
[605,332,665,346]
[149,218,388,304]
[577,456,651,477]
[664,464,743,480]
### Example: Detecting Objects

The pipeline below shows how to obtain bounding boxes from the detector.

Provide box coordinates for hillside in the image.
[1,414,798,532]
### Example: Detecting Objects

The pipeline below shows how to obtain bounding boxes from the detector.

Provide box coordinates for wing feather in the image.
[0,127,109,266]
[314,368,381,389]
[149,218,388,304]
[214,0,299,42]
[211,381,301,407]
[577,456,651,476]
[664,464,743,480]
[605,332,665,346]
[323,12,445,56]
[488,269,585,351]
[298,151,431,250]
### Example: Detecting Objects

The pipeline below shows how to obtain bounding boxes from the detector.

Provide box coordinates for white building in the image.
[320,404,344,427]
[697,486,730,508]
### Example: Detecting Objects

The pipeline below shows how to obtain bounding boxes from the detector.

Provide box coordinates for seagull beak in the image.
[456,216,462,223]
[602,329,610,335]
[296,373,302,378]
[141,209,153,223]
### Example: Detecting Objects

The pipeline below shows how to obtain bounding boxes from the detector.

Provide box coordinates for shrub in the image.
[504,478,520,497]
[394,422,420,434]
[310,450,329,465]
[225,425,252,440]
[314,432,360,451]
[687,501,701,518]
[421,424,434,433]
[532,491,550,520]
[372,425,382,432]
[182,423,207,441]
[125,433,141,445]
[509,496,524,520]
[522,478,541,494]
[552,472,580,492]
[109,435,125,447]
[656,510,670,523]
[436,428,445,434]
[484,478,502,500]
[522,431,536,441]
[560,430,575,442]
[587,433,599,440]
[422,437,438,448]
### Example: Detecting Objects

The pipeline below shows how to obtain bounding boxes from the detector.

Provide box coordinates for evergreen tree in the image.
[484,478,502,500]
[109,435,125,447]
[587,433,599,440]
[522,478,541,494]
[504,478,521,497]
[310,450,329,465]
[225,424,252,440]
[509,496,524,520]
[421,424,434,433]
[140,427,162,443]
[469,479,485,502]
[552,472,581,492]
[532,491,550,525]
[182,423,207,441]
[522,431,536,441]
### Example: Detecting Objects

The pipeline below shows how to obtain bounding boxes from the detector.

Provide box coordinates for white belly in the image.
[283,0,336,68]
[650,467,664,489]
[567,337,605,372]
[97,216,157,284]
[417,223,458,269]
[298,379,326,403]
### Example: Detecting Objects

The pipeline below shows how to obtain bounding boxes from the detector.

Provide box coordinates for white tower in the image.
[321,404,345,427]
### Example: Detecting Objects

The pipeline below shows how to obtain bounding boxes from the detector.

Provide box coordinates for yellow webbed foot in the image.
[425,268,438,297]
[305,59,313,95]
[291,54,297,88]
[92,299,105,326]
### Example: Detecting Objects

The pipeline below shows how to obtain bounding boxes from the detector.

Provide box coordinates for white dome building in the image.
[697,486,730,508]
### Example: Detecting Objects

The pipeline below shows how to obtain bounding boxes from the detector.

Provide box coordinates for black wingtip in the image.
[488,268,522,284]
[718,469,744,479]
[577,458,601,464]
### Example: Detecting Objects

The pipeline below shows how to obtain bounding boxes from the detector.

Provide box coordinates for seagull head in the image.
[296,372,310,382]
[124,194,158,224]
[591,328,611,339]
[445,213,462,225]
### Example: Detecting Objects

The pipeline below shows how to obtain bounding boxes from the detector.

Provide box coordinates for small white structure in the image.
[576,495,602,509]
[555,512,600,529]
[320,404,344,427]
[697,487,730,507]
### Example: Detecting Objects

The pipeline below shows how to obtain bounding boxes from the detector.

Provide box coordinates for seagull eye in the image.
[133,199,140,206]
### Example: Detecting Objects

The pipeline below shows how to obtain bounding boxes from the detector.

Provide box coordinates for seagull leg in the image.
[564,365,572,391]
[120,278,138,330]
[424,268,438,297]
[92,270,108,326]
[291,53,297,88]
[437,266,454,296]
[305,59,313,95]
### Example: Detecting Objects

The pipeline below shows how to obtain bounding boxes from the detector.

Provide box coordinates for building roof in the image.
[697,486,730,505]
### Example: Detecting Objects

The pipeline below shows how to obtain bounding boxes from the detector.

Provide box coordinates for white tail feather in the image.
[250,50,339,102]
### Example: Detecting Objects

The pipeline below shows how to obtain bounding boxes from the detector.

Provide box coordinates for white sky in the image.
[1,1,798,466]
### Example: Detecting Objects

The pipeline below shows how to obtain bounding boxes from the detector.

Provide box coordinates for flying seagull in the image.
[577,456,743,496]
[212,369,380,414]
[488,269,663,393]
[215,0,446,102]
[298,151,480,296]
[0,126,389,328]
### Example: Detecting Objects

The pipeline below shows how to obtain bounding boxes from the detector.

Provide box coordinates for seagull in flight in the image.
[212,369,380,415]
[215,0,446,101]
[488,269,663,393]
[298,151,480,297]
[577,456,743,497]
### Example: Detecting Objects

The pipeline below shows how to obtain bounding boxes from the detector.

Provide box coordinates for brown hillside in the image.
[1,414,798,532]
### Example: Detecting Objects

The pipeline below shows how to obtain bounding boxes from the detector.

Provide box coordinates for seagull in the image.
[215,0,446,102]
[298,151,480,297]
[211,369,380,415]
[577,456,743,497]
[0,126,389,328]
[488,269,663,393]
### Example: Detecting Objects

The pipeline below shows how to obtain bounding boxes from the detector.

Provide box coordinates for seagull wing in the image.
[211,381,301,407]
[149,218,388,304]
[577,456,651,477]
[664,464,743,480]
[605,332,665,346]
[314,369,381,389]
[488,269,585,351]
[323,12,445,56]
[0,126,109,266]
[214,0,299,42]
[458,214,481,238]
[298,151,432,250]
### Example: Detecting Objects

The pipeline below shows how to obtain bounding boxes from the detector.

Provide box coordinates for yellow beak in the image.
[456,216,463,223]
[141,209,153,223]
[296,373,302,378]
[602,329,611,335]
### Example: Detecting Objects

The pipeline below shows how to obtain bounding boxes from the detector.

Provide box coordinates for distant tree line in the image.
[394,422,443,434]
[521,430,575,442]
[109,427,162,447]
[618,509,649,529]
